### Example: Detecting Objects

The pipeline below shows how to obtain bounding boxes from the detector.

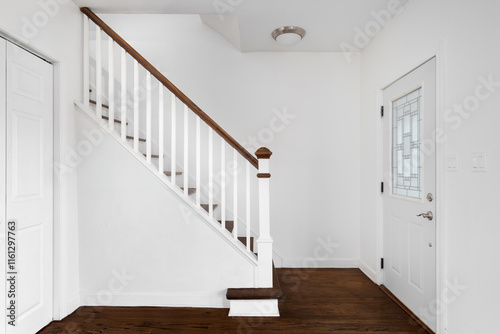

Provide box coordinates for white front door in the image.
[3,40,54,334]
[382,58,436,331]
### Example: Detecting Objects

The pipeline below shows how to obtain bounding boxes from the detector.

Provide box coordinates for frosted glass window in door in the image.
[392,88,422,199]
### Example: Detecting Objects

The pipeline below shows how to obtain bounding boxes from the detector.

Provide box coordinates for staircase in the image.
[79,8,281,316]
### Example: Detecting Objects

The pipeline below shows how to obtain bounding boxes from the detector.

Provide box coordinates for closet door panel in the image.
[6,41,53,334]
[0,36,7,334]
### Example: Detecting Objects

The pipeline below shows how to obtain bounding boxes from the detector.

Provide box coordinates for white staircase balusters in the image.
[83,11,275,289]
[208,128,214,218]
[171,93,177,186]
[233,150,238,240]
[246,161,251,252]
[83,16,89,109]
[196,116,201,207]
[133,60,139,151]
[183,105,189,196]
[108,36,114,130]
[159,84,164,174]
[146,72,152,163]
[95,26,102,120]
[120,49,126,140]
[220,138,226,231]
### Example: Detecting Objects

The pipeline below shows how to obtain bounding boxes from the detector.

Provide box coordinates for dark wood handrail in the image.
[81,7,259,169]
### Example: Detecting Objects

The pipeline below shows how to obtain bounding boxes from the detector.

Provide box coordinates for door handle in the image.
[417,211,433,221]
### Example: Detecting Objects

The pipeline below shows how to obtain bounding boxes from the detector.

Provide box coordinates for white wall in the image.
[0,0,82,319]
[359,0,500,332]
[98,14,362,267]
[76,110,255,307]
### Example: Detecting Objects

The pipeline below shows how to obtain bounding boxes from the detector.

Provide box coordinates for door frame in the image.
[375,41,447,333]
[0,27,69,322]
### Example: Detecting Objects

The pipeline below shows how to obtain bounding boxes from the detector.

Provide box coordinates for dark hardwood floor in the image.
[39,269,427,333]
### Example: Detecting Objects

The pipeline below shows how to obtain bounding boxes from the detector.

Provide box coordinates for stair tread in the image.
[238,236,255,252]
[101,115,128,125]
[164,171,182,176]
[217,220,234,233]
[90,99,109,109]
[226,264,282,300]
[126,135,146,142]
[200,204,218,212]
[180,188,196,196]
[143,153,160,158]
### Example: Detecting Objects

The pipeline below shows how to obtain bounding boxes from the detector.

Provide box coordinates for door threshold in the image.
[380,285,434,334]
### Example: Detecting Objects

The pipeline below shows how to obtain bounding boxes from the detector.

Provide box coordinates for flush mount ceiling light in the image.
[271,26,306,46]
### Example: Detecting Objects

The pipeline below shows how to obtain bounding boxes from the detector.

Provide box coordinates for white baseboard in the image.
[443,330,451,334]
[272,251,284,268]
[359,260,378,283]
[66,293,81,315]
[79,292,229,309]
[281,258,359,268]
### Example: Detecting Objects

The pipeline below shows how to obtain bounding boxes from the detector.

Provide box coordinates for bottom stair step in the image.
[226,264,282,317]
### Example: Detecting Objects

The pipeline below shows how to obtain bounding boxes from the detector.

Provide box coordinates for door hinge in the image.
[381,258,384,269]
[380,106,384,117]
[381,182,384,193]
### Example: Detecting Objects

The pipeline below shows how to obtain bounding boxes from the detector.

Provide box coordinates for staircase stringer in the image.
[75,101,258,266]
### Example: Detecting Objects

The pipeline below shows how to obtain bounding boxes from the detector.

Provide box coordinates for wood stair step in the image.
[90,99,109,109]
[180,188,196,196]
[226,264,282,300]
[126,135,146,142]
[218,220,234,233]
[201,204,218,213]
[238,236,255,252]
[164,171,182,176]
[102,115,128,125]
[143,154,160,158]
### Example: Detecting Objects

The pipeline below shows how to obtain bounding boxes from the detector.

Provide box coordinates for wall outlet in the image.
[446,154,459,171]
[472,152,487,172]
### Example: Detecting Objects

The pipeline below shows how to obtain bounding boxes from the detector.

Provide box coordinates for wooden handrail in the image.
[81,7,259,169]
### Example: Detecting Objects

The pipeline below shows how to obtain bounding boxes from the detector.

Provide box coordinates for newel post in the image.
[256,147,273,288]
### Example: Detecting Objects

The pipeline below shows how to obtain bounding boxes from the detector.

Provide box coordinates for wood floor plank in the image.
[38,269,427,333]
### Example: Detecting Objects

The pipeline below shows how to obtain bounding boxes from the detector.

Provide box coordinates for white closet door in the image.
[0,36,6,334]
[5,41,53,334]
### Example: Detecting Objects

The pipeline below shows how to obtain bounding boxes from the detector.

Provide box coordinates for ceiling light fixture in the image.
[271,26,306,46]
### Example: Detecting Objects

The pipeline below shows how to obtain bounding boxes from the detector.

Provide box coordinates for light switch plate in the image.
[447,154,459,171]
[472,152,487,172]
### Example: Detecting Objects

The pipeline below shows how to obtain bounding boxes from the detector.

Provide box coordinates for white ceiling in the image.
[73,0,410,52]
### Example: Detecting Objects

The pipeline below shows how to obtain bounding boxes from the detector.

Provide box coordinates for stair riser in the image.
[228,300,279,317]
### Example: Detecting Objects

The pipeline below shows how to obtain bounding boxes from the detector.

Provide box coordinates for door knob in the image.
[417,211,433,221]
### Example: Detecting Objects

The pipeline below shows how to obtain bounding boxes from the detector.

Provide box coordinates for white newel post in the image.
[256,147,273,288]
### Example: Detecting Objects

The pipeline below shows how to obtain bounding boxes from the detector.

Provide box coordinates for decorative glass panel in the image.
[392,88,422,199]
